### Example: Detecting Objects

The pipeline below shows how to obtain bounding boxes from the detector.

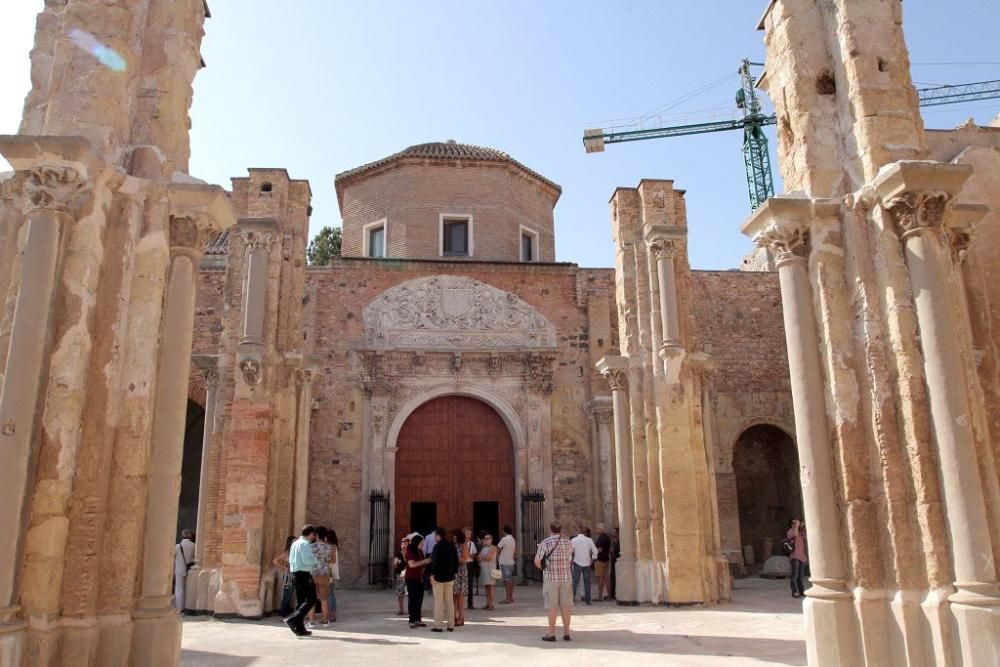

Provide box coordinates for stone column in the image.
[0,164,89,655]
[747,198,861,665]
[587,397,615,529]
[185,363,219,611]
[597,355,637,605]
[293,369,314,530]
[645,231,685,380]
[876,164,1000,663]
[132,213,217,664]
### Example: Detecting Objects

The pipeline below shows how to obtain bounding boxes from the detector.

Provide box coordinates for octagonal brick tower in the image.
[335,141,561,262]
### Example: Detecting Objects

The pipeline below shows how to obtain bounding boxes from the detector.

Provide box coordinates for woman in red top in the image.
[405,534,431,627]
[787,519,808,598]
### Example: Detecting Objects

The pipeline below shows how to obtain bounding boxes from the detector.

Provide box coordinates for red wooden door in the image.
[395,396,515,540]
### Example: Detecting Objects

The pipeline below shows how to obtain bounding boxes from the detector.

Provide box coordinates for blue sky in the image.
[1,1,997,269]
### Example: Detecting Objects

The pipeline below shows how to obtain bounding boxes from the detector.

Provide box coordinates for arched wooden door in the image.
[395,396,515,541]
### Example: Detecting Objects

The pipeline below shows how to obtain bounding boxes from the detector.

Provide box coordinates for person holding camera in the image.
[786,519,808,598]
[534,522,574,642]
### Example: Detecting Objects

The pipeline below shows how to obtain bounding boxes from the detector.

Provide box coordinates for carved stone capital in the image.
[602,368,628,392]
[170,214,219,254]
[23,165,90,214]
[648,239,677,261]
[202,368,220,389]
[241,230,276,254]
[944,226,972,264]
[293,368,314,389]
[882,190,952,240]
[753,222,809,266]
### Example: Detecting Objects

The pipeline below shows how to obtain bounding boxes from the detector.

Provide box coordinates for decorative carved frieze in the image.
[882,190,952,239]
[522,352,556,395]
[944,227,972,264]
[363,275,556,349]
[753,222,810,265]
[23,165,90,214]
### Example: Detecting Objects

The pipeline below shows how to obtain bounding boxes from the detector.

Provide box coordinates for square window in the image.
[368,225,385,258]
[442,219,469,256]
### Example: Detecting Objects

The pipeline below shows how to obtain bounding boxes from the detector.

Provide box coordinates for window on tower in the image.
[441,217,470,256]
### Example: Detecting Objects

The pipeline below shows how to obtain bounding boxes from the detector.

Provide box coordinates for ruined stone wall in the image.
[338,162,557,262]
[301,258,614,585]
[690,270,793,567]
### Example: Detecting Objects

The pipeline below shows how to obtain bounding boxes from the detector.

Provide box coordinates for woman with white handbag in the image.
[477,534,501,610]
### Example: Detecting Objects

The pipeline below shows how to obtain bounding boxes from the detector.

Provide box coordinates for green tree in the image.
[307,226,341,265]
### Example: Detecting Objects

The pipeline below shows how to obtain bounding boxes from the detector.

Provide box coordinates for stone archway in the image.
[176,399,206,541]
[394,395,516,541]
[732,424,801,570]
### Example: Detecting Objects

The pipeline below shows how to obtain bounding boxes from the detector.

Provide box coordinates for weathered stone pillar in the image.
[747,198,861,665]
[132,205,223,664]
[0,162,90,661]
[587,397,615,529]
[597,355,637,605]
[876,163,1000,663]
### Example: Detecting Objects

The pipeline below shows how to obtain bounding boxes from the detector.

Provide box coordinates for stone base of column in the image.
[614,557,638,606]
[889,589,935,664]
[184,566,221,614]
[58,622,102,666]
[803,581,863,667]
[949,585,1000,666]
[921,587,957,666]
[0,614,25,667]
[130,607,180,667]
[95,617,133,666]
[213,575,264,619]
[714,557,731,603]
[853,588,897,665]
[657,344,685,384]
[634,560,669,604]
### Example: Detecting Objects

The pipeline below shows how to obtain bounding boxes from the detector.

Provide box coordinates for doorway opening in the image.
[473,501,499,541]
[732,424,802,573]
[176,399,205,542]
[410,502,438,537]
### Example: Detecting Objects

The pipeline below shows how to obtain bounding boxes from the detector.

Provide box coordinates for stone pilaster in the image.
[586,397,616,529]
[185,362,220,611]
[597,356,637,605]
[293,368,315,531]
[0,158,92,662]
[746,197,862,666]
[875,163,1000,664]
[132,203,226,665]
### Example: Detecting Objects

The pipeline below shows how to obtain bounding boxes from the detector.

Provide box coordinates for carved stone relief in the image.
[363,275,557,349]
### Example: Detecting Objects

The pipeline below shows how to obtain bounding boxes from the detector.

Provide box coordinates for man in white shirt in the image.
[496,525,517,604]
[173,529,196,610]
[423,529,438,592]
[570,526,598,605]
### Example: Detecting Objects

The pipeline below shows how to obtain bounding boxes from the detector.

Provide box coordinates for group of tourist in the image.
[395,525,517,631]
[276,525,341,636]
[274,519,620,641]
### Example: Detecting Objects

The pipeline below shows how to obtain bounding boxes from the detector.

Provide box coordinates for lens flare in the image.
[68,28,127,72]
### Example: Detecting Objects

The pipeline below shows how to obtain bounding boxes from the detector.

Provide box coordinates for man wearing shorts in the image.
[534,522,573,642]
[497,525,516,604]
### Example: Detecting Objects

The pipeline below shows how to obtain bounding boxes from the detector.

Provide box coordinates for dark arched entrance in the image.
[733,424,802,569]
[176,399,205,541]
[395,396,515,541]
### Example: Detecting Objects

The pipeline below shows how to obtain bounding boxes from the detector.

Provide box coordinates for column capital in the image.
[647,238,678,260]
[741,195,818,267]
[753,222,810,267]
[873,161,975,240]
[596,355,629,392]
[585,395,614,423]
[689,351,719,380]
[23,165,91,215]
[169,213,219,256]
[202,368,220,388]
[241,229,277,254]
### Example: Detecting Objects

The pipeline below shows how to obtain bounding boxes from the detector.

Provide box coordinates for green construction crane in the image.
[583,60,1000,211]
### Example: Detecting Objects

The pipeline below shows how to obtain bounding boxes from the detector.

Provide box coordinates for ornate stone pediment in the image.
[364,275,556,350]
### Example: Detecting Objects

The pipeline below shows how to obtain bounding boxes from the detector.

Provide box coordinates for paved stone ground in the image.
[181,577,806,666]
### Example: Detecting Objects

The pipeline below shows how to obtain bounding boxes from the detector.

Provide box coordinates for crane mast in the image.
[737,59,775,210]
